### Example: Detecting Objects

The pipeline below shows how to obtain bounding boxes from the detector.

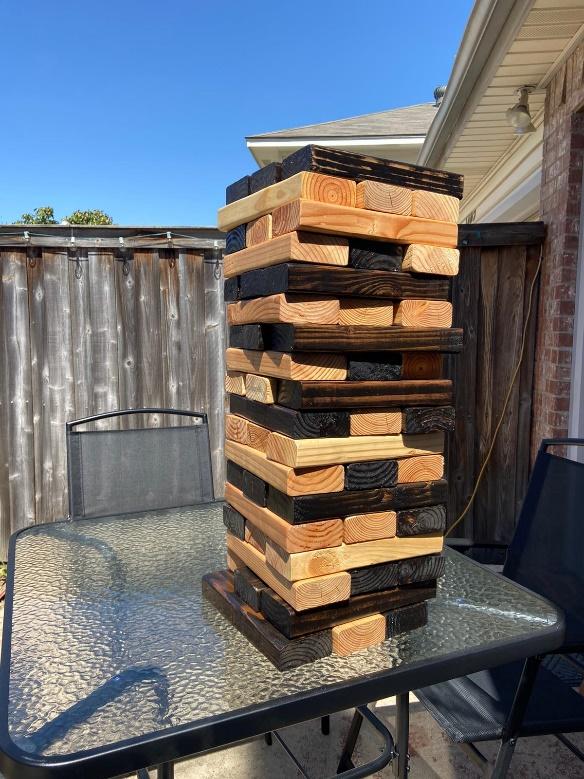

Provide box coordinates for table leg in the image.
[157,762,174,779]
[393,693,409,778]
[336,708,364,773]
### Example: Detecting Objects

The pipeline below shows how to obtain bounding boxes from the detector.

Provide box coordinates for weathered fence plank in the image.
[28,249,75,524]
[0,251,35,544]
[0,240,224,557]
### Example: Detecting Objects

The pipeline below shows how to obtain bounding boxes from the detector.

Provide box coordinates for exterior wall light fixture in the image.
[506,86,536,134]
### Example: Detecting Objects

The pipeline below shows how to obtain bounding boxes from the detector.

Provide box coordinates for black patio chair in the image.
[66,408,214,779]
[66,407,214,519]
[416,438,584,777]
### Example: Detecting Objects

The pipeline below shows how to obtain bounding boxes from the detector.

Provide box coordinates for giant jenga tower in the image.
[203,145,463,670]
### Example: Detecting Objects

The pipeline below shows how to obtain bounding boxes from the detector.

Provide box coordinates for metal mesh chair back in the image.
[504,439,584,649]
[67,409,214,520]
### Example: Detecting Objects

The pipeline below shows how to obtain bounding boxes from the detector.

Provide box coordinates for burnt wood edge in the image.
[458,222,545,247]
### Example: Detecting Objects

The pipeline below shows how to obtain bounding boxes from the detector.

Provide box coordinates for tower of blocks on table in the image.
[203,145,464,670]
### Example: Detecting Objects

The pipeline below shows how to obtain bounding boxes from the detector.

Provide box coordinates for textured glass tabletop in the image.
[2,503,562,772]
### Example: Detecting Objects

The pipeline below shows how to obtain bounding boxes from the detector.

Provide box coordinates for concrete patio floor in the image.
[0,602,582,779]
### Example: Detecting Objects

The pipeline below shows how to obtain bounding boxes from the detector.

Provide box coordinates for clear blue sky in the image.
[0,1,473,226]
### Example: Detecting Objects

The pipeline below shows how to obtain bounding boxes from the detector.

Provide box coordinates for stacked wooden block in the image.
[203,145,463,670]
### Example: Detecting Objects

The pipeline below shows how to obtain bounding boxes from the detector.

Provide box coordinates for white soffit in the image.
[444,0,584,200]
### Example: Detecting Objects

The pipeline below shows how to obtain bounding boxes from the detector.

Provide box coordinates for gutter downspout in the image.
[418,0,535,168]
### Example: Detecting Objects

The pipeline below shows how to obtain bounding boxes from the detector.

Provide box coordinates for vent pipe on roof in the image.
[434,85,447,107]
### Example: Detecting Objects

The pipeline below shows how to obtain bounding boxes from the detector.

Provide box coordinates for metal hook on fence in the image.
[213,240,221,280]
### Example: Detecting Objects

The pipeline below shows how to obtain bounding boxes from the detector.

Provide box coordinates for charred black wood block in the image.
[225,225,246,254]
[260,580,435,639]
[224,276,240,302]
[385,601,428,638]
[202,570,332,670]
[350,554,446,596]
[226,461,245,491]
[402,406,455,433]
[267,480,449,523]
[222,504,246,540]
[349,239,404,271]
[281,144,464,199]
[229,324,265,351]
[225,176,250,204]
[277,379,454,410]
[397,505,447,536]
[229,394,350,439]
[249,162,282,193]
[234,565,269,612]
[261,324,464,354]
[344,460,398,491]
[238,263,450,301]
[242,469,268,507]
[348,354,402,381]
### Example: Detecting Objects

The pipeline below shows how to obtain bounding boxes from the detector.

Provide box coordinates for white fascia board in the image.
[418,0,535,168]
[247,137,425,148]
[476,168,541,222]
[460,115,543,222]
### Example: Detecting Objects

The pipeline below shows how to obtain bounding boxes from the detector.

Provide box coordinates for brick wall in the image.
[532,42,584,456]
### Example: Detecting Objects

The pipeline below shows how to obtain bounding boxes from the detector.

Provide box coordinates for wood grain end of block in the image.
[402,245,459,276]
[397,454,445,483]
[344,511,397,544]
[245,374,277,404]
[401,352,443,380]
[246,214,272,247]
[301,172,356,208]
[225,371,246,396]
[355,181,412,215]
[332,613,386,656]
[393,299,453,328]
[349,411,402,436]
[412,190,460,223]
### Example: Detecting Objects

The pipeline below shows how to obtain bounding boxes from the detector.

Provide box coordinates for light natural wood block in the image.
[226,533,351,611]
[246,420,270,453]
[245,374,277,404]
[225,483,343,553]
[228,293,339,326]
[349,411,402,436]
[245,523,268,553]
[394,300,453,328]
[401,352,443,380]
[246,214,272,247]
[224,232,349,278]
[338,299,394,327]
[344,511,397,544]
[225,414,269,452]
[225,371,246,396]
[266,431,444,467]
[412,190,459,223]
[355,181,412,215]
[269,200,458,249]
[226,348,347,381]
[218,172,356,231]
[332,614,386,656]
[397,454,444,483]
[402,244,460,276]
[225,413,249,446]
[225,439,344,496]
[265,534,445,581]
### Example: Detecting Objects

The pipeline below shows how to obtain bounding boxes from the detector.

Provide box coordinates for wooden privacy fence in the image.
[0,227,225,558]
[447,223,545,544]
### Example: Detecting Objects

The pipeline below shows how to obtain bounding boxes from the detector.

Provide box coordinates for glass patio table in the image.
[0,502,564,779]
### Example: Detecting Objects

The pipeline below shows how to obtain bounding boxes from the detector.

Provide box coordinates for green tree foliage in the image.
[64,209,113,225]
[17,206,57,224]
[15,207,113,225]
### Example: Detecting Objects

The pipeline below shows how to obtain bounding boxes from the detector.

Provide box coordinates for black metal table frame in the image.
[0,522,565,779]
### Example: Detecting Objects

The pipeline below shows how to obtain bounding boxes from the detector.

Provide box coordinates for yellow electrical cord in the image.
[446,249,543,537]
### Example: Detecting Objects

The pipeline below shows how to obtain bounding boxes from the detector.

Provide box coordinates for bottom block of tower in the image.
[203,569,431,669]
[202,570,332,670]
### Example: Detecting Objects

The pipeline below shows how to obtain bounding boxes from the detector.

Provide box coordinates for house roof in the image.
[247,103,438,141]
